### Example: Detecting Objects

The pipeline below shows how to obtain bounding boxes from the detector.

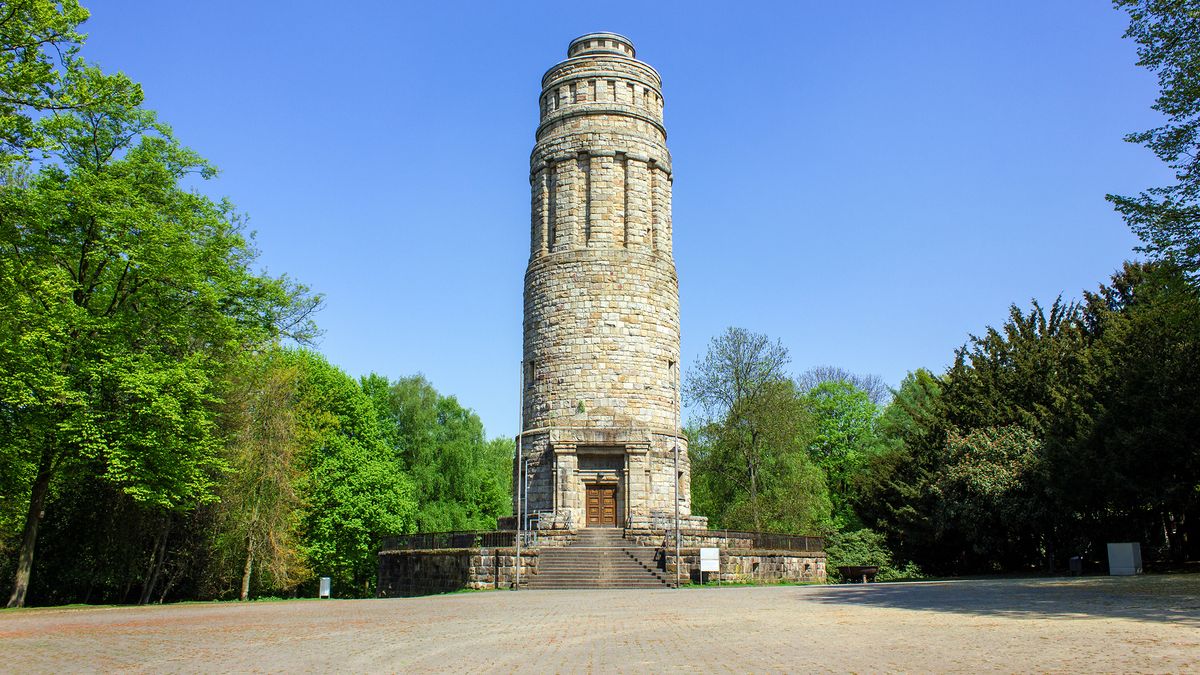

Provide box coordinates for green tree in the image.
[1081,261,1200,560]
[686,327,830,533]
[0,0,91,162]
[1109,0,1200,282]
[854,369,945,567]
[362,374,511,532]
[290,352,415,595]
[801,380,884,528]
[935,425,1042,569]
[210,349,307,601]
[0,84,317,607]
[938,299,1093,571]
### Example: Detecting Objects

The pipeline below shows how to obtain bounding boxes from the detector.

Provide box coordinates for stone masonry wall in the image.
[628,528,826,583]
[665,549,827,584]
[377,548,538,597]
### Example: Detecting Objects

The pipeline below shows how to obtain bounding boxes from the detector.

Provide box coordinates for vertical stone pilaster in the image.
[650,162,670,255]
[553,442,579,528]
[533,168,548,256]
[663,173,673,257]
[556,158,580,251]
[625,157,650,251]
[579,153,592,245]
[626,443,650,525]
[547,161,559,252]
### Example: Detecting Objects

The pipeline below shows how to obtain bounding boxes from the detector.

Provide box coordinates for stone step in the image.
[528,535,671,589]
[532,579,668,586]
[530,581,672,586]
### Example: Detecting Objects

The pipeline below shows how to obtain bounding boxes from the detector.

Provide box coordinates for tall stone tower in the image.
[519,33,704,530]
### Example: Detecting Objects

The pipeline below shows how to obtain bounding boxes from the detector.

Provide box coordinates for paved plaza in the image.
[1,576,1197,672]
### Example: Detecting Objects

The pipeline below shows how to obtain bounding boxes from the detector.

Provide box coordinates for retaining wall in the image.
[377,548,538,597]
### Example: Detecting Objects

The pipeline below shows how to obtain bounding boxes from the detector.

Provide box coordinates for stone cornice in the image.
[518,426,689,443]
[541,55,662,89]
[529,148,671,178]
[535,105,667,143]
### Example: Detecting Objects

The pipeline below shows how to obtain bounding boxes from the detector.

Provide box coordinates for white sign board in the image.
[1107,542,1142,576]
[699,547,720,572]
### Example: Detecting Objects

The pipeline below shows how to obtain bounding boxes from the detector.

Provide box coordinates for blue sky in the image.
[81,1,1164,439]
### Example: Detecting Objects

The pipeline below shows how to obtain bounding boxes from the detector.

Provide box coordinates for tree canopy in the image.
[1109,0,1200,282]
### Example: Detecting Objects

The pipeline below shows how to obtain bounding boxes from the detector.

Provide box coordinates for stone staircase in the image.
[527,528,671,589]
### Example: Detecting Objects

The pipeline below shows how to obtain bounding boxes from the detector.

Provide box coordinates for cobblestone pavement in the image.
[2,576,1198,672]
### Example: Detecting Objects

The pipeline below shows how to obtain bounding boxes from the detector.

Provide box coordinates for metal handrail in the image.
[379,530,517,551]
[662,529,824,552]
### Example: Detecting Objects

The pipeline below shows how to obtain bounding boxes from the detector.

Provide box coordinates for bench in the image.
[837,565,879,583]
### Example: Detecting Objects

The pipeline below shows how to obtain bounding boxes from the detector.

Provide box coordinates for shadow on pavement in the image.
[802,575,1200,625]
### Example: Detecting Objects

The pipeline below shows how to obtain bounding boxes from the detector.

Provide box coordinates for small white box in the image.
[1106,542,1142,576]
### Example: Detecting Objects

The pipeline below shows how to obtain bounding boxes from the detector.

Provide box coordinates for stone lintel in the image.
[545,426,656,448]
[531,149,671,177]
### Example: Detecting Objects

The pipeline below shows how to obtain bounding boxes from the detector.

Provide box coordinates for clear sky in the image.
[80,1,1164,439]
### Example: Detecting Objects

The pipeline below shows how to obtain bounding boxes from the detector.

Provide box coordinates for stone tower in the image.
[519,33,705,530]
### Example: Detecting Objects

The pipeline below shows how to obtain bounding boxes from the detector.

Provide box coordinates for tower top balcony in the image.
[567,32,636,59]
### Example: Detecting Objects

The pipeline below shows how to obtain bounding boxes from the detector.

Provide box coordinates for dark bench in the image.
[837,565,879,583]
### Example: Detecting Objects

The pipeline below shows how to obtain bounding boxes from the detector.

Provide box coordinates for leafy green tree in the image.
[210,349,307,601]
[286,352,415,596]
[802,380,883,527]
[854,369,945,567]
[938,298,1094,571]
[0,83,317,607]
[0,0,93,162]
[1109,0,1200,282]
[362,374,511,533]
[935,425,1043,569]
[687,327,830,533]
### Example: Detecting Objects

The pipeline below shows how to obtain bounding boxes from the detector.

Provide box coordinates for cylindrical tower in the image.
[519,33,704,531]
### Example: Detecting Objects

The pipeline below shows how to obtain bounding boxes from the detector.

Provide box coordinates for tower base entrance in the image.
[585,484,618,527]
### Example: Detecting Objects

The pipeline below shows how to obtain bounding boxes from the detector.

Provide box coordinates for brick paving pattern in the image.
[2,576,1198,672]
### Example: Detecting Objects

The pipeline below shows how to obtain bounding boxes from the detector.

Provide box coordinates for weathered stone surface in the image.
[377,548,539,597]
[518,32,704,531]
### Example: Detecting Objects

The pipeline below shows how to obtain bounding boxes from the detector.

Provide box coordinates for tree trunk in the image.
[749,465,761,532]
[158,565,184,604]
[140,522,171,605]
[240,539,254,602]
[1163,511,1183,562]
[6,452,55,608]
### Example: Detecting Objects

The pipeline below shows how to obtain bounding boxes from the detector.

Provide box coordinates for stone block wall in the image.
[522,249,679,430]
[377,548,538,597]
[628,528,826,584]
[664,550,827,584]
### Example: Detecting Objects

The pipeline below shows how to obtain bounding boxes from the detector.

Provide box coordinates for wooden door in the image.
[586,485,618,527]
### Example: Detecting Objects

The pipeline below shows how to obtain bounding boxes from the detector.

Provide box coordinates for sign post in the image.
[699,547,719,586]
